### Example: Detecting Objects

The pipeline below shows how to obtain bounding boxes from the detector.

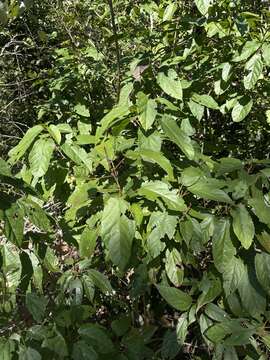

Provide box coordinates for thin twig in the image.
[107,0,121,101]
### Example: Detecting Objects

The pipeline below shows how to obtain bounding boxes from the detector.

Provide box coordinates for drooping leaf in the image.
[72,341,98,360]
[146,211,178,259]
[137,92,157,131]
[165,249,184,287]
[74,104,90,117]
[19,348,42,360]
[231,97,253,122]
[4,203,24,246]
[25,293,48,322]
[222,63,232,82]
[231,204,254,249]
[0,158,11,176]
[194,0,211,16]
[8,125,44,164]
[156,285,192,311]
[212,219,236,273]
[79,227,97,258]
[163,3,177,21]
[96,83,133,138]
[244,53,263,90]
[161,116,195,159]
[138,180,186,212]
[42,331,68,357]
[29,138,55,179]
[255,252,270,294]
[233,40,260,62]
[61,143,92,172]
[137,149,174,179]
[223,256,245,297]
[188,99,204,121]
[101,199,134,270]
[238,264,266,317]
[192,93,219,110]
[157,69,183,100]
[88,269,113,295]
[2,243,22,291]
[78,324,114,354]
[48,124,61,145]
[107,215,135,271]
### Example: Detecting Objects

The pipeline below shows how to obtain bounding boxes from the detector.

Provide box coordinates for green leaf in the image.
[222,63,232,82]
[181,169,232,203]
[176,314,189,346]
[157,69,183,100]
[19,348,41,360]
[96,83,132,138]
[212,219,236,273]
[262,43,270,66]
[192,93,219,110]
[194,0,211,16]
[25,293,48,322]
[137,92,157,131]
[2,243,22,291]
[108,215,135,271]
[233,40,260,62]
[20,198,51,232]
[248,190,270,226]
[231,97,253,122]
[79,227,97,258]
[197,276,222,310]
[215,158,243,175]
[74,104,90,117]
[147,211,178,259]
[4,203,24,246]
[88,269,113,294]
[111,315,131,337]
[42,330,68,357]
[231,204,254,249]
[78,324,114,354]
[188,99,204,121]
[161,116,195,159]
[72,341,98,360]
[8,125,44,164]
[137,149,174,179]
[61,143,92,172]
[255,252,270,294]
[165,249,183,287]
[238,264,266,317]
[163,3,177,21]
[256,231,270,253]
[29,138,55,179]
[48,124,61,145]
[138,180,186,212]
[101,199,134,270]
[156,285,192,311]
[204,304,229,322]
[244,54,263,90]
[223,256,245,297]
[189,181,232,203]
[0,158,12,176]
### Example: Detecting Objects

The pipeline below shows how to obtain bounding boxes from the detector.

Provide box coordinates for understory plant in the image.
[1,0,270,359]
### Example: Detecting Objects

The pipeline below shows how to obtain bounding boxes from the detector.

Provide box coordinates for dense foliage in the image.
[1,0,270,359]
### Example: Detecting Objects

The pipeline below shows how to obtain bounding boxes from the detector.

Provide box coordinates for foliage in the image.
[1,0,270,359]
